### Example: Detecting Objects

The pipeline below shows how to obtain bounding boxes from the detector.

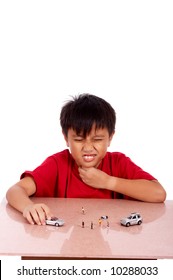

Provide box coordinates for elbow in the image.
[155,186,167,203]
[149,180,166,203]
[6,188,14,205]
[6,188,10,202]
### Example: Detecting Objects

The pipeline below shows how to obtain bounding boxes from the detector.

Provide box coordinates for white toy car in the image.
[120,212,142,227]
[45,217,64,227]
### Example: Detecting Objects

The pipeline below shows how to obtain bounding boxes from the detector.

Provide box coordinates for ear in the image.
[108,131,115,147]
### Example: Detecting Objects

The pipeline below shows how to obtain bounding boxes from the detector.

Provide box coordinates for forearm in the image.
[6,185,52,225]
[107,177,166,202]
[6,185,34,213]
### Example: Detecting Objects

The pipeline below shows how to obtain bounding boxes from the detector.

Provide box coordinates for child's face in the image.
[64,125,114,168]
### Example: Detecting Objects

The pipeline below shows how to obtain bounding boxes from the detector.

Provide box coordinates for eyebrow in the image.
[72,133,106,138]
[93,134,105,137]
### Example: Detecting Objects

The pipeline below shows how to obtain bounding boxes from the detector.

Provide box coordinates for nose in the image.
[82,140,94,152]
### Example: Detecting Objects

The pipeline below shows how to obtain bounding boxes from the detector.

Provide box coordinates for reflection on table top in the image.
[0,197,173,259]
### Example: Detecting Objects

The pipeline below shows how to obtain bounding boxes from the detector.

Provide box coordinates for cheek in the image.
[68,143,81,154]
[98,142,110,151]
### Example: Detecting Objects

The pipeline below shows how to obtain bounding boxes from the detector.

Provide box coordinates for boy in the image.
[6,94,166,225]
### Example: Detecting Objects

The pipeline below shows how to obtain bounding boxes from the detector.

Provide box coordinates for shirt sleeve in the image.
[113,153,157,180]
[20,156,58,197]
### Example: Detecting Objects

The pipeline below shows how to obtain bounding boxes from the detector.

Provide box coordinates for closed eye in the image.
[74,138,83,142]
[93,138,104,141]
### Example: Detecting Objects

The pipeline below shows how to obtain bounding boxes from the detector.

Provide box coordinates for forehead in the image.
[68,126,109,137]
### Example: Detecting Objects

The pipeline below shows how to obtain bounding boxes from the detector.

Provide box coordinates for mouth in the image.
[82,154,97,162]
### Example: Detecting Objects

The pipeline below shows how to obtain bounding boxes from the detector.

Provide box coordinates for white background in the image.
[0,0,173,201]
[1,258,173,280]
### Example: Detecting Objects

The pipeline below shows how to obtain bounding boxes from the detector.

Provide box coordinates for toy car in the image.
[45,217,65,227]
[120,212,142,227]
[101,215,108,220]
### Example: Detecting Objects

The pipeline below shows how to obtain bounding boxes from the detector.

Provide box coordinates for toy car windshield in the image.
[50,217,59,221]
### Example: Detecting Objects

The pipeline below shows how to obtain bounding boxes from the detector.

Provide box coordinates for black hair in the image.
[60,93,116,137]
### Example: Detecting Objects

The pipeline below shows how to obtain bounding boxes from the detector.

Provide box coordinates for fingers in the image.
[78,166,88,176]
[78,167,84,178]
[23,203,52,225]
[78,167,94,181]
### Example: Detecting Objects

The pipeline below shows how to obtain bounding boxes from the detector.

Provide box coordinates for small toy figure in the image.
[82,207,85,214]
[82,221,84,228]
[98,218,102,226]
[91,221,93,229]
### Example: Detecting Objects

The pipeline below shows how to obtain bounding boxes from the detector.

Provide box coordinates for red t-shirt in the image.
[21,149,156,199]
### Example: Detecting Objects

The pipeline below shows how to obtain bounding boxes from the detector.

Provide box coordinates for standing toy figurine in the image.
[91,221,93,229]
[98,218,102,226]
[82,221,84,228]
[82,207,85,215]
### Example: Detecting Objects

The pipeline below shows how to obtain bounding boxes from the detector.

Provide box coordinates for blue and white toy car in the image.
[101,215,108,220]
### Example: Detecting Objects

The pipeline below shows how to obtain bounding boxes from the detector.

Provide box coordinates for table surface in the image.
[0,197,173,259]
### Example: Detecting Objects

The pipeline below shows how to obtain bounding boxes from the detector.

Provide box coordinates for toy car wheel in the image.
[126,222,130,227]
[138,221,142,225]
[55,223,59,227]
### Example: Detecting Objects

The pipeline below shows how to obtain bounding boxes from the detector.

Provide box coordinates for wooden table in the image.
[0,197,173,259]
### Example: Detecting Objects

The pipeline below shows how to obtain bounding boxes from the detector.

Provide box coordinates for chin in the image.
[82,161,99,168]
